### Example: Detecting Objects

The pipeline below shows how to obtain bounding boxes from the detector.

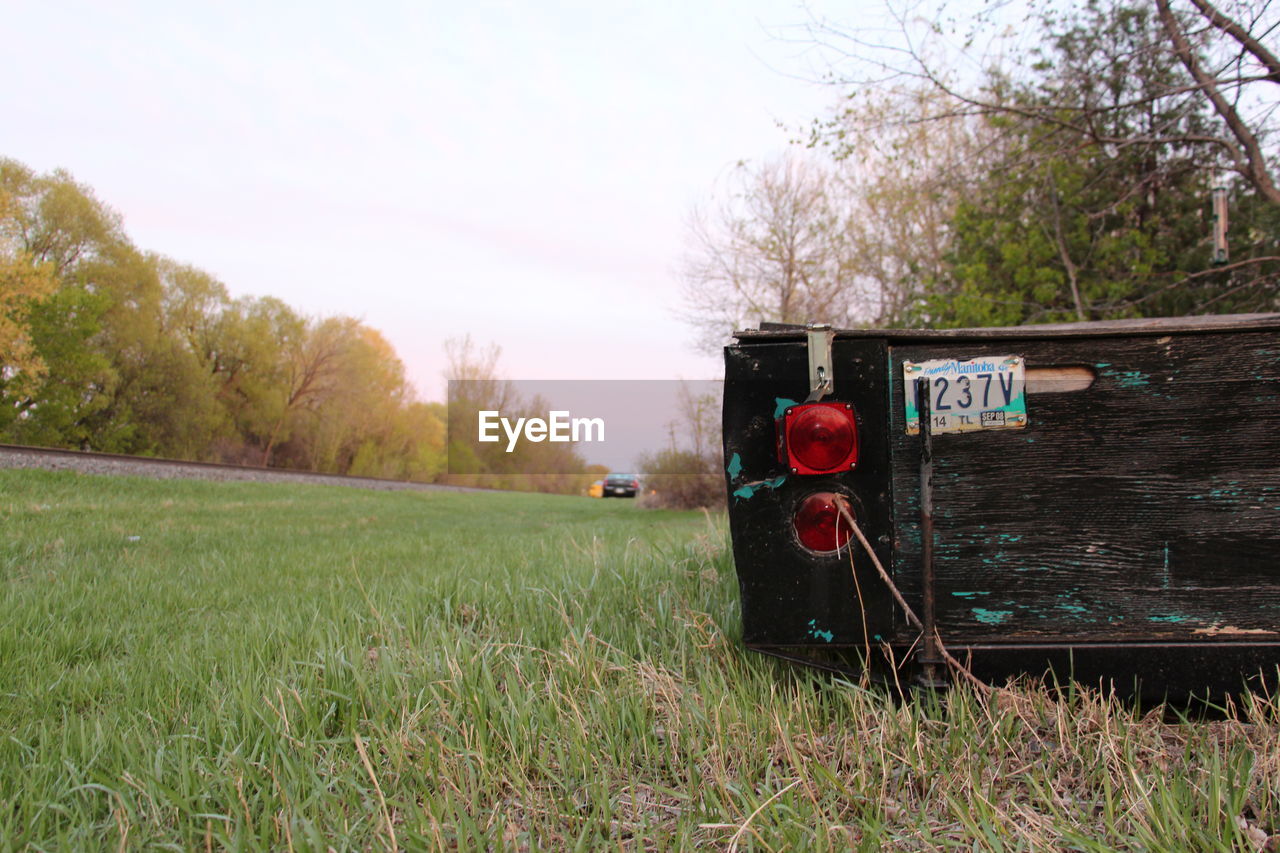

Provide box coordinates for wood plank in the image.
[738,312,1280,343]
[887,330,1280,643]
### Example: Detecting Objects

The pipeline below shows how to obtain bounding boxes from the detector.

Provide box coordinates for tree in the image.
[442,336,590,493]
[91,249,227,457]
[0,159,131,448]
[259,314,357,466]
[1154,0,1280,205]
[682,85,1004,345]
[681,153,862,352]
[346,400,445,481]
[1,282,114,447]
[817,87,996,326]
[812,0,1279,197]
[0,190,57,398]
[806,0,1279,322]
[293,324,409,474]
[0,155,450,478]
[637,382,725,510]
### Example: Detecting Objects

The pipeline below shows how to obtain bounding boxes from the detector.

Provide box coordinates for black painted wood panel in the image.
[887,331,1280,643]
[722,339,897,648]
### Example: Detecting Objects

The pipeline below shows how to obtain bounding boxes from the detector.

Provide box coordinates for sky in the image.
[3,0,866,402]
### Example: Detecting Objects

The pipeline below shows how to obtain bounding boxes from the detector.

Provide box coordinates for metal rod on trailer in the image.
[916,377,945,688]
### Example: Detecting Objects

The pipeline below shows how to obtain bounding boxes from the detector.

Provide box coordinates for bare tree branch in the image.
[1185,0,1280,81]
[1158,0,1280,204]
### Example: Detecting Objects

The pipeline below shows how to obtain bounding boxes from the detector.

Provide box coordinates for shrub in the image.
[637,448,725,510]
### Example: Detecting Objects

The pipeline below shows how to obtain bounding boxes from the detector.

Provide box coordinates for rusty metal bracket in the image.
[916,376,947,690]
[805,324,835,402]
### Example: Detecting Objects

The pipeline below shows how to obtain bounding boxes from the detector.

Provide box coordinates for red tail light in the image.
[793,492,852,552]
[778,402,858,475]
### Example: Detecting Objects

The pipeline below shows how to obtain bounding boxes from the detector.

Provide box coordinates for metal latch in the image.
[805,324,834,402]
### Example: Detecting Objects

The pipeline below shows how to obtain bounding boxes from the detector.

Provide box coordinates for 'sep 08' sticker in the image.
[903,356,1027,435]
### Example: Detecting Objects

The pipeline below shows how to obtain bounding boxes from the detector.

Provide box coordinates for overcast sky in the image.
[5,0,860,400]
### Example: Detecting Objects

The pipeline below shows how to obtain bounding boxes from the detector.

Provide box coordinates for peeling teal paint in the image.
[972,608,1013,625]
[1104,368,1151,389]
[732,475,788,502]
[1148,613,1193,623]
[773,397,800,419]
[726,453,743,479]
[806,619,834,643]
[1057,604,1089,615]
[951,591,988,599]
[1190,481,1251,504]
[873,634,884,643]
[979,548,1010,567]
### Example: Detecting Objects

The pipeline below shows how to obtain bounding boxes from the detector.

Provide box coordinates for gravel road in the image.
[0,445,470,493]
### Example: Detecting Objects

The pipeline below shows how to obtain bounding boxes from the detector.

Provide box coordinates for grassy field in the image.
[1,469,1278,850]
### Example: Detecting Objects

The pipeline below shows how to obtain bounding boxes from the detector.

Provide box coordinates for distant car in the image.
[588,480,604,498]
[602,472,639,498]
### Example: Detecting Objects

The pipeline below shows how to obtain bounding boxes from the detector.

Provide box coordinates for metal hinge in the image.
[805,324,834,402]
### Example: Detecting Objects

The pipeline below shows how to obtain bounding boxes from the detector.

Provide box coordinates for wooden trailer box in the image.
[721,314,1280,700]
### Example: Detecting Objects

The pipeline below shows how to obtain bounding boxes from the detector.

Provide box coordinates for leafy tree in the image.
[930,1,1277,324]
[813,0,1279,202]
[0,155,457,482]
[347,401,446,481]
[0,159,131,447]
[786,0,1280,327]
[1,283,115,447]
[90,249,227,457]
[0,190,57,399]
[291,324,409,474]
[259,314,356,466]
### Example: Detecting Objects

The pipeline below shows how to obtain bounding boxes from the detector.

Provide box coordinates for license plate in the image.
[903,356,1028,435]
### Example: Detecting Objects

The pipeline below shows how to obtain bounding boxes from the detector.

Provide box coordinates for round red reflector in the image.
[793,492,853,553]
[789,405,857,472]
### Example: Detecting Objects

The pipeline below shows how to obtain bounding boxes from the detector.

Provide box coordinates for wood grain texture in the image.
[741,312,1280,343]
[722,339,898,648]
[887,330,1280,643]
